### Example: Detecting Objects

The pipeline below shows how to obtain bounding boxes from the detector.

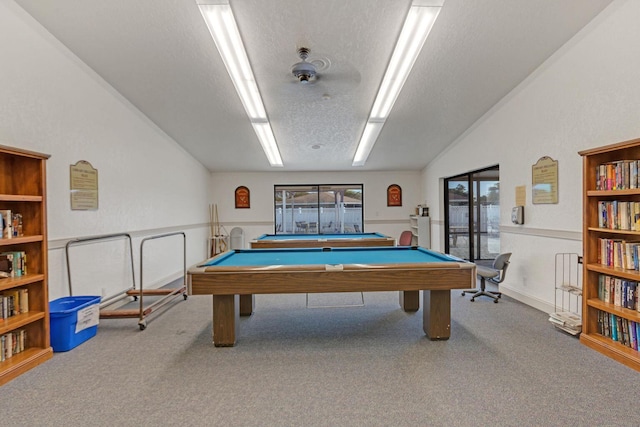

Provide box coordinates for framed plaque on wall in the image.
[387,184,402,207]
[235,186,250,209]
[532,156,558,204]
[70,160,99,210]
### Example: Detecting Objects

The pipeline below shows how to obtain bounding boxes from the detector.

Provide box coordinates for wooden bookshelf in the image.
[0,145,52,385]
[579,137,640,371]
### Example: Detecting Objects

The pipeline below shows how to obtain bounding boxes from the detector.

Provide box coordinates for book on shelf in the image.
[0,209,11,239]
[0,251,26,278]
[598,273,640,310]
[0,329,26,362]
[0,253,12,277]
[597,200,640,231]
[596,311,640,351]
[1,287,29,319]
[597,160,640,190]
[11,213,22,238]
[19,288,28,314]
[598,238,640,271]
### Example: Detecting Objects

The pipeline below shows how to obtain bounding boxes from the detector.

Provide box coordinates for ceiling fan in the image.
[290,47,328,84]
[285,47,361,98]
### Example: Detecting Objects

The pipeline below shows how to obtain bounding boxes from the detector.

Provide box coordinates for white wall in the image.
[210,171,422,245]
[6,0,635,313]
[0,2,212,300]
[422,0,640,312]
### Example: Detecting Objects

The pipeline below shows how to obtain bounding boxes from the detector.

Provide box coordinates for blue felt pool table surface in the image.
[200,246,458,268]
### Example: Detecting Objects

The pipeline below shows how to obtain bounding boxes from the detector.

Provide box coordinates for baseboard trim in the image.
[499,284,555,314]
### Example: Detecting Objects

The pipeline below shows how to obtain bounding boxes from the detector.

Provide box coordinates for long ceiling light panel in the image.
[198,1,283,167]
[352,0,443,167]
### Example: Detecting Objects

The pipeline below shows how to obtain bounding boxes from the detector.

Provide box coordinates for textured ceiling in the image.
[15,0,613,172]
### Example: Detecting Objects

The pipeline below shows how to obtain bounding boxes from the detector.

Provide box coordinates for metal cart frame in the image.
[65,231,187,330]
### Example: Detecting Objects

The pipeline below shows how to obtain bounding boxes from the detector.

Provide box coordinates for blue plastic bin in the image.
[49,296,101,352]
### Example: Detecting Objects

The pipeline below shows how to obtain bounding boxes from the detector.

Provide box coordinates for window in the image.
[274,184,363,234]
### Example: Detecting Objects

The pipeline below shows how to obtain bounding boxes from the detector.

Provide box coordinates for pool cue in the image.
[216,204,228,251]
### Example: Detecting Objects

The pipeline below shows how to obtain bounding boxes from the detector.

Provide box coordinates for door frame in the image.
[444,165,499,262]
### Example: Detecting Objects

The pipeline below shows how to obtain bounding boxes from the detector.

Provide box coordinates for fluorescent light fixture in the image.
[198,1,283,167]
[353,0,443,167]
[252,122,282,167]
[352,121,384,167]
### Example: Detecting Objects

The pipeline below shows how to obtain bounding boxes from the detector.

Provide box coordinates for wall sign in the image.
[235,186,250,209]
[387,184,402,207]
[70,160,98,210]
[515,185,526,206]
[532,156,558,204]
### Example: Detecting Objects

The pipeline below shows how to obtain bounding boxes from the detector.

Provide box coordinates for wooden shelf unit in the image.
[579,137,640,371]
[0,145,52,385]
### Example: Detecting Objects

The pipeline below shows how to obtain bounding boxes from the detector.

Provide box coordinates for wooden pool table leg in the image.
[422,290,450,340]
[212,294,239,347]
[239,294,255,316]
[399,290,420,312]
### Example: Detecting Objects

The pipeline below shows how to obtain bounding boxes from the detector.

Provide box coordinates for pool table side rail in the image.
[249,238,395,249]
[196,261,467,273]
[188,263,476,296]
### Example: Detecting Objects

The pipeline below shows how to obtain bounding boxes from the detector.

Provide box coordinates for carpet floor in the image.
[1,288,639,426]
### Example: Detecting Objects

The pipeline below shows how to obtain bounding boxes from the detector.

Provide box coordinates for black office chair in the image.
[462,252,512,303]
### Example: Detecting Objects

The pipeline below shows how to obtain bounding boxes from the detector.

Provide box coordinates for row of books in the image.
[598,200,640,231]
[596,159,640,191]
[598,238,640,271]
[597,311,640,351]
[0,251,27,278]
[0,209,23,239]
[1,329,26,362]
[1,288,28,319]
[599,274,639,310]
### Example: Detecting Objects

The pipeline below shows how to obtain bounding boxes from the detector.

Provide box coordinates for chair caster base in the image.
[465,289,501,303]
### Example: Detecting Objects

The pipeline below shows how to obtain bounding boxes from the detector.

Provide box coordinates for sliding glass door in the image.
[445,166,500,262]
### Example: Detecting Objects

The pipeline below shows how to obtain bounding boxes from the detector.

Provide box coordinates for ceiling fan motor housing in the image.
[291,47,316,83]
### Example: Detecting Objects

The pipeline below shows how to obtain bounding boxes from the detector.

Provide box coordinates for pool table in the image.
[250,232,395,249]
[250,231,420,311]
[188,246,475,347]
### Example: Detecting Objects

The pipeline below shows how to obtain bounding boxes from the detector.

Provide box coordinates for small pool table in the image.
[250,232,396,249]
[188,246,475,347]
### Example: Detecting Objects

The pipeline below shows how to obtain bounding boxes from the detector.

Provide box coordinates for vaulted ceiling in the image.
[15,0,612,172]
